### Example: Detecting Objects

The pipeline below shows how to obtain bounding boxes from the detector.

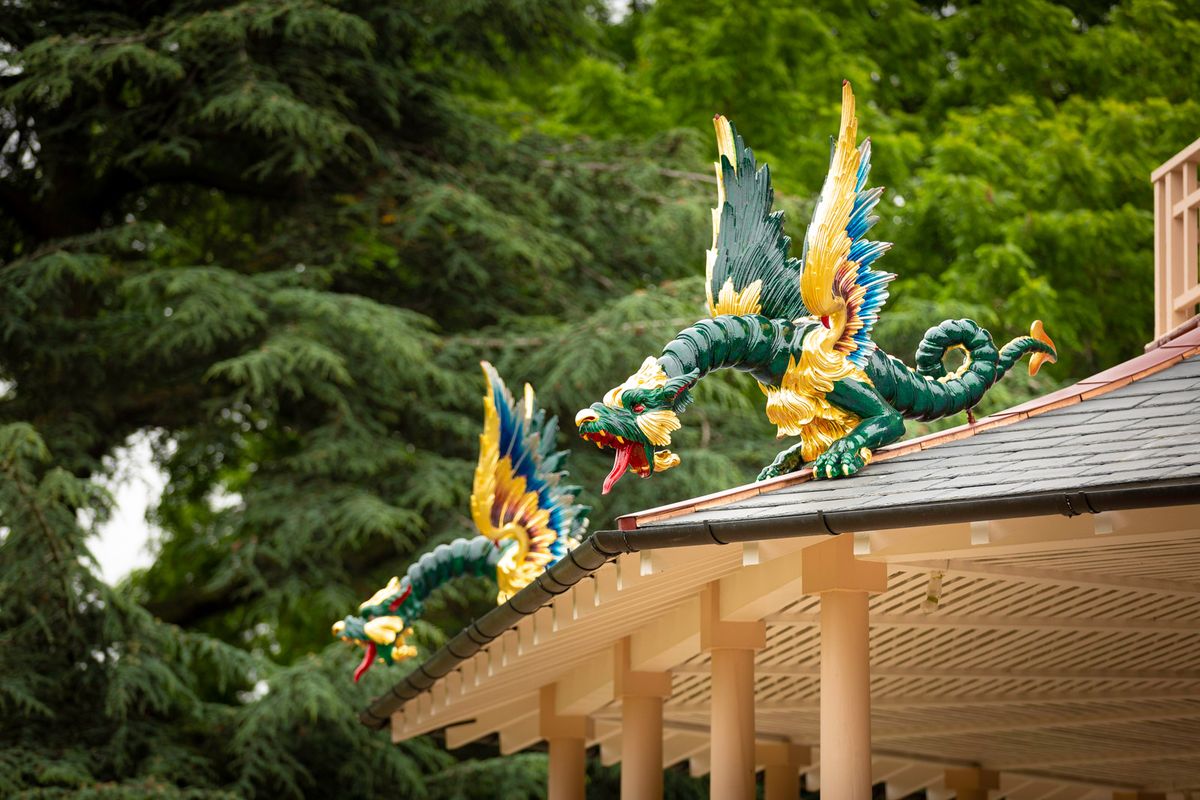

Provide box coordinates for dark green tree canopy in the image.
[2,1,1197,797]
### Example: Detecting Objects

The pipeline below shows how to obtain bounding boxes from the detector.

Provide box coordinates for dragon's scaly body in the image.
[575,83,1056,491]
[332,363,589,680]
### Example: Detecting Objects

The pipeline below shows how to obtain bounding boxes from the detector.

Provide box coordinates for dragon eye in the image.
[631,403,646,413]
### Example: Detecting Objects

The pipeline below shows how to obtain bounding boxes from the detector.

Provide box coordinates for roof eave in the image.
[360,475,1200,729]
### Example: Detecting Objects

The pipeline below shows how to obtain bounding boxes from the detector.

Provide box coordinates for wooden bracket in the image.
[755,740,812,768]
[801,534,888,595]
[944,767,1000,791]
[700,582,766,651]
[614,637,673,698]
[539,684,592,741]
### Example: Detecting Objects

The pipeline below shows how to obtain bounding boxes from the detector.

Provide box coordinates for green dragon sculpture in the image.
[332,362,589,681]
[575,82,1057,493]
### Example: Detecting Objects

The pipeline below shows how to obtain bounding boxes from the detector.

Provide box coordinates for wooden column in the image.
[944,767,999,800]
[613,638,673,799]
[802,535,887,800]
[701,583,766,800]
[711,648,755,798]
[548,737,586,800]
[540,685,591,800]
[757,741,811,800]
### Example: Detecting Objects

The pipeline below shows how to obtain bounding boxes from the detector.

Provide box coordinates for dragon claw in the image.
[757,465,781,482]
[812,440,871,480]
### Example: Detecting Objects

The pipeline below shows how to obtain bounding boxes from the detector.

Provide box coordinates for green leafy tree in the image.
[3,0,1199,797]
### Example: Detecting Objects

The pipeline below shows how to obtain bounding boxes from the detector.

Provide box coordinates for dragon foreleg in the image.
[757,440,808,481]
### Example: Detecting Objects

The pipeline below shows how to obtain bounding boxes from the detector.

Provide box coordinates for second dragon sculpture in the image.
[575,82,1057,493]
[332,362,589,681]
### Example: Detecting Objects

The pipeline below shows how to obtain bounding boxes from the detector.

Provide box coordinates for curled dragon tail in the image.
[866,319,1056,421]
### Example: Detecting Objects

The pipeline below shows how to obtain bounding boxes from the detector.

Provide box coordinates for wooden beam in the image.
[1004,783,1075,800]
[892,559,1200,597]
[662,732,709,769]
[629,595,700,672]
[665,688,1200,714]
[443,696,538,749]
[718,542,809,622]
[599,733,621,767]
[994,748,1200,771]
[554,646,613,716]
[861,505,1200,563]
[994,776,1038,799]
[587,719,620,750]
[499,712,541,755]
[884,763,947,800]
[671,663,1200,682]
[876,705,1200,740]
[1034,788,1098,800]
[873,758,918,785]
[765,610,1200,634]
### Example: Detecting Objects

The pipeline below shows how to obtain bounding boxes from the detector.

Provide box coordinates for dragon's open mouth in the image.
[580,426,652,494]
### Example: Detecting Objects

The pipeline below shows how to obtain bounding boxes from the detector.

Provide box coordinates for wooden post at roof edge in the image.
[613,637,673,799]
[803,535,888,800]
[700,582,766,800]
[540,685,591,800]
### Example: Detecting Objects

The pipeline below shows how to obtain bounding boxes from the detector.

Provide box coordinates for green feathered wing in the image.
[705,115,808,321]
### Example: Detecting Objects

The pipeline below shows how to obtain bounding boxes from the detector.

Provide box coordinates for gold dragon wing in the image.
[469,362,589,601]
[798,80,894,368]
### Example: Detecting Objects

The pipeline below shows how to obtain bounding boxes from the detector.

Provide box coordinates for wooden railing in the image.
[1152,137,1200,339]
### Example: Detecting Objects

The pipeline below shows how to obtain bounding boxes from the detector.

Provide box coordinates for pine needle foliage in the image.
[3,0,1199,797]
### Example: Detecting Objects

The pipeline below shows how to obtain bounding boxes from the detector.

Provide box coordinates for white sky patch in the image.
[605,0,632,23]
[210,484,243,511]
[91,432,169,584]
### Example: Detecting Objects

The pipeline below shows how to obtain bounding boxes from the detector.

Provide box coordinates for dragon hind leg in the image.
[812,378,906,479]
[757,440,807,482]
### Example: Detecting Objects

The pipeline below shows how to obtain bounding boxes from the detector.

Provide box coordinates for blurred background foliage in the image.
[1,0,1198,796]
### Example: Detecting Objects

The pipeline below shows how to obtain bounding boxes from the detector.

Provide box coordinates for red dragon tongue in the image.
[603,443,635,495]
[353,641,377,683]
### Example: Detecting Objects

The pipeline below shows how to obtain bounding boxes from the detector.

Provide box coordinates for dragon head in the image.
[575,357,697,494]
[331,576,419,682]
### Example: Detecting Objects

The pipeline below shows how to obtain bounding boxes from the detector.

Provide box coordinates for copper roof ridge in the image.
[619,340,1200,530]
